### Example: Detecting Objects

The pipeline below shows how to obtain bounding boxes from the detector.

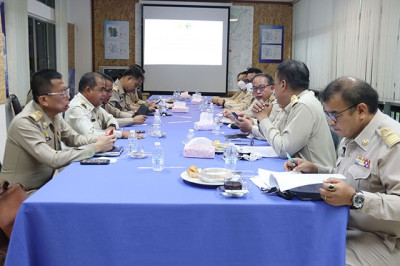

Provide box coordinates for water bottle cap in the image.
[189,129,194,132]
[155,142,161,146]
[130,130,136,134]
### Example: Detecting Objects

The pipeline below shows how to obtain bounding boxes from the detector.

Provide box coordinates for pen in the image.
[286,152,298,167]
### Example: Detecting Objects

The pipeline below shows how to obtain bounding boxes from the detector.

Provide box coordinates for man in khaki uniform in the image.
[100,73,147,127]
[234,73,280,139]
[0,69,114,193]
[65,72,129,139]
[224,68,261,109]
[211,71,247,106]
[109,66,156,113]
[253,60,336,167]
[285,77,400,265]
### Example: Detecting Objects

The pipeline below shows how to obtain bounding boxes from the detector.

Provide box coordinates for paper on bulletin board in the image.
[104,21,129,60]
[259,25,284,63]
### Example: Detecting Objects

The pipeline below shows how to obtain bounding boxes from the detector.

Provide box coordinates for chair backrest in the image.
[9,94,22,116]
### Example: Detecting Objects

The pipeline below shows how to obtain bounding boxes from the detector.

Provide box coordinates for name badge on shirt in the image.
[354,155,370,168]
[44,131,52,141]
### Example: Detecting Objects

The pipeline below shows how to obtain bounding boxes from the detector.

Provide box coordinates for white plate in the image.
[130,152,148,159]
[180,171,224,186]
[217,185,249,198]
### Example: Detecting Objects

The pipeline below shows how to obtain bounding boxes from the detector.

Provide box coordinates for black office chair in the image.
[9,94,22,116]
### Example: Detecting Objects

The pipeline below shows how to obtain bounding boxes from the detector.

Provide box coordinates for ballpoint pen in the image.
[286,152,298,167]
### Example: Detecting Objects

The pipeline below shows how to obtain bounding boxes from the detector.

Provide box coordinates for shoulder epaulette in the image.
[290,95,299,107]
[268,95,275,102]
[113,84,119,92]
[381,127,400,148]
[29,111,42,122]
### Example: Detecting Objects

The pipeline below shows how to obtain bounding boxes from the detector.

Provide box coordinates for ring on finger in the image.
[328,184,335,192]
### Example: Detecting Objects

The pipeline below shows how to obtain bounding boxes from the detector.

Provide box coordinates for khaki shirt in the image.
[102,103,134,127]
[126,91,145,110]
[0,101,97,190]
[319,110,400,251]
[224,89,246,106]
[65,93,121,138]
[109,80,136,112]
[225,91,253,109]
[258,90,336,167]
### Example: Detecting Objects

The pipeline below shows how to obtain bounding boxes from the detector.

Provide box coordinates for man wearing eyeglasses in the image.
[253,60,336,167]
[65,72,130,139]
[228,73,280,139]
[284,77,400,265]
[0,69,115,193]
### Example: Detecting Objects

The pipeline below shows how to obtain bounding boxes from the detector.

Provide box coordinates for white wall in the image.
[67,0,92,92]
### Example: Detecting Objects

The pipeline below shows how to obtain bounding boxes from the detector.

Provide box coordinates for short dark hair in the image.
[276,60,309,91]
[31,69,63,103]
[252,73,274,86]
[122,65,145,81]
[99,73,114,83]
[79,72,104,92]
[321,77,379,114]
[237,71,248,79]
[247,67,262,74]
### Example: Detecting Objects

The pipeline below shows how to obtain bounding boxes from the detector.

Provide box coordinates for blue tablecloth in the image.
[6,97,348,266]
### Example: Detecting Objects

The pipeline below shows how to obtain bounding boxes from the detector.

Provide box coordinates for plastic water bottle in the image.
[152,142,164,171]
[224,143,238,170]
[212,115,221,135]
[183,128,195,145]
[209,102,214,113]
[195,88,200,95]
[152,109,162,137]
[160,102,167,116]
[128,130,138,154]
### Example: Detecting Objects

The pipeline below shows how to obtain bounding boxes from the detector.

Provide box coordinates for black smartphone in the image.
[231,112,239,120]
[136,130,146,134]
[80,159,110,165]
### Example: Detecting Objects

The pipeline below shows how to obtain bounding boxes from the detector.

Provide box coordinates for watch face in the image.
[353,193,365,209]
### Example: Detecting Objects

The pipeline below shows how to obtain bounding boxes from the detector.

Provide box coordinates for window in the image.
[36,0,55,8]
[28,17,56,76]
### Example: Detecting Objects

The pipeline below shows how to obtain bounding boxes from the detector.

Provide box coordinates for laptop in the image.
[94,146,124,157]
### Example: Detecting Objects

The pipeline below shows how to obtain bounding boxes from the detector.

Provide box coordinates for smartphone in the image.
[136,130,146,134]
[80,158,110,165]
[231,112,239,120]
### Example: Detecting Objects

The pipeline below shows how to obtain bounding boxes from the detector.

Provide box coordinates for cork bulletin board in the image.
[92,0,292,81]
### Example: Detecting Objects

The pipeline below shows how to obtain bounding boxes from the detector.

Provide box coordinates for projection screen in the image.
[142,4,230,94]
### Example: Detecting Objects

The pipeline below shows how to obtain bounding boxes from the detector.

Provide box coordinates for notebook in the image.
[94,146,124,157]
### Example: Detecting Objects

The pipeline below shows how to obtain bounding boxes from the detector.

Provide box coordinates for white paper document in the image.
[237,146,278,157]
[251,168,346,192]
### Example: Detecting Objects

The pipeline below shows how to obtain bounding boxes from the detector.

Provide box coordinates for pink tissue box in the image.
[172,106,189,113]
[194,122,213,130]
[184,145,215,159]
[191,98,202,104]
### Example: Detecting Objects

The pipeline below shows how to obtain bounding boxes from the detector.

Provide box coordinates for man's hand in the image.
[148,104,157,112]
[319,178,356,206]
[94,134,115,152]
[236,114,254,133]
[252,100,273,122]
[121,131,130,139]
[283,157,318,173]
[106,125,116,133]
[222,108,231,118]
[217,98,225,106]
[133,115,147,124]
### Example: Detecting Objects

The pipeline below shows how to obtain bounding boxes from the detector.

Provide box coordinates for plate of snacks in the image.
[181,165,226,186]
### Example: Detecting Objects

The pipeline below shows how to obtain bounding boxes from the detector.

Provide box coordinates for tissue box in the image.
[180,92,190,99]
[184,137,215,158]
[172,106,189,112]
[191,98,202,104]
[194,122,213,130]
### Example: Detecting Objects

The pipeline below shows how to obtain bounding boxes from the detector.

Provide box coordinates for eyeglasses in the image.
[324,103,358,122]
[104,89,113,95]
[252,84,271,92]
[46,88,70,97]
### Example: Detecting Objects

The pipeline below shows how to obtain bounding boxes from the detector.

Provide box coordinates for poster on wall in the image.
[104,21,129,59]
[259,25,283,63]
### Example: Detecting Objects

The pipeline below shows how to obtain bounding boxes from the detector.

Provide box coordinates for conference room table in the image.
[6,96,348,266]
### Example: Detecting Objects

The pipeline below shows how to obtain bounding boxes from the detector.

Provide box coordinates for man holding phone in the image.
[0,70,114,194]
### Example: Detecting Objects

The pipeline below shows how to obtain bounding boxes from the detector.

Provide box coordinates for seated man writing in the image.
[284,77,400,265]
[0,69,114,193]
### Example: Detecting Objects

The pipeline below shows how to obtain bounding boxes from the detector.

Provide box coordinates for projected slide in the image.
[144,19,223,65]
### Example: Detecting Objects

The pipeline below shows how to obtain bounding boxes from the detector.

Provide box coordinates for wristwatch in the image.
[108,123,117,129]
[350,190,365,209]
